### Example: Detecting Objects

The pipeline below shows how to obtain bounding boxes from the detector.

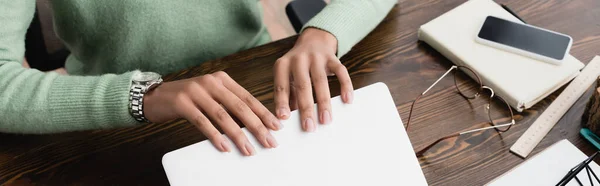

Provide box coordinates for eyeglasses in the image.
[406,65,516,157]
[557,151,600,186]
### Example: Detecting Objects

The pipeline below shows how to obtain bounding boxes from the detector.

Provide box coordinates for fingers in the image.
[328,61,354,104]
[311,61,332,125]
[215,90,278,149]
[203,98,256,156]
[292,57,316,132]
[210,73,278,149]
[215,71,282,131]
[289,83,298,111]
[274,59,292,120]
[180,102,231,153]
[193,76,257,156]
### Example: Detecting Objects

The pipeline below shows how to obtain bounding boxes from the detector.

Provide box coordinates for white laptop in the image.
[162,82,428,186]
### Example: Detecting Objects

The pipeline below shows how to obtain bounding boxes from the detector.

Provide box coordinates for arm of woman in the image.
[0,0,140,133]
[274,0,396,131]
[302,0,397,58]
[1,0,280,155]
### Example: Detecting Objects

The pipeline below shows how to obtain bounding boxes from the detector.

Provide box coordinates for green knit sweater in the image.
[0,0,396,133]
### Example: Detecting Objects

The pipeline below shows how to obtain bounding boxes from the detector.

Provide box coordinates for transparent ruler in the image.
[510,56,600,158]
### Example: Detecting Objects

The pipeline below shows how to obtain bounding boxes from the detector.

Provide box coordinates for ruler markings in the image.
[510,56,600,158]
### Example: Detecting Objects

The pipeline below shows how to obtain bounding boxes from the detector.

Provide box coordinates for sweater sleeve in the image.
[301,0,396,58]
[0,0,141,134]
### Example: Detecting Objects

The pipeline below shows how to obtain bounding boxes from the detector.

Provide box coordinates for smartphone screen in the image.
[477,16,571,60]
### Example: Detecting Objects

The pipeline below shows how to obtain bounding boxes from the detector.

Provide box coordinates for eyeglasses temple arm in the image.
[422,66,457,95]
[405,94,423,130]
[416,120,516,157]
[459,120,515,135]
[407,66,458,130]
[415,133,460,157]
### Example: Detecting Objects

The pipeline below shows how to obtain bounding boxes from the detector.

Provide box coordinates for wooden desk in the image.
[1,0,600,185]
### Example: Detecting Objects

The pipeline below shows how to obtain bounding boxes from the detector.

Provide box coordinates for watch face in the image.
[134,72,161,82]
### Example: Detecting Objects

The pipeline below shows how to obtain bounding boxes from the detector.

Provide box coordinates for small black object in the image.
[556,151,600,186]
[286,0,327,33]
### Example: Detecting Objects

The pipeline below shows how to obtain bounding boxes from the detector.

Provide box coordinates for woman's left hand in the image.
[273,28,354,132]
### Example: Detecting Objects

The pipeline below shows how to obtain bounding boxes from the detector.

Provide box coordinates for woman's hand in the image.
[144,71,281,156]
[274,28,354,132]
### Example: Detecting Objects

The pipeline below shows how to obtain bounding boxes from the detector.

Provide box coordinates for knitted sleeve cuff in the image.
[301,0,396,58]
[47,70,142,132]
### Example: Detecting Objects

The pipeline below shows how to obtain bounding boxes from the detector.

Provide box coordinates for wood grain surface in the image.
[2,0,600,185]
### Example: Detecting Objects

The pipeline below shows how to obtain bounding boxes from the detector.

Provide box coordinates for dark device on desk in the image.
[475,16,572,65]
[286,0,326,33]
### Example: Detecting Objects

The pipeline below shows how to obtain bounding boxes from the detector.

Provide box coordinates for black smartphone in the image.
[476,16,572,65]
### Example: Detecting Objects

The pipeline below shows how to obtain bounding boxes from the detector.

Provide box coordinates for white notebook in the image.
[418,0,584,112]
[487,139,600,186]
[162,83,428,186]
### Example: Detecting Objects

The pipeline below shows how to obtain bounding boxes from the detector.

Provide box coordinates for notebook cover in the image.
[486,139,600,185]
[417,0,584,112]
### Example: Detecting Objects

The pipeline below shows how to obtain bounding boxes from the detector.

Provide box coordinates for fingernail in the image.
[304,118,315,132]
[272,119,282,130]
[277,108,290,119]
[321,110,332,124]
[266,133,278,148]
[244,141,255,156]
[347,91,354,104]
[220,140,231,152]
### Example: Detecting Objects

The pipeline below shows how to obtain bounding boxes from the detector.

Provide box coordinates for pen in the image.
[501,4,526,23]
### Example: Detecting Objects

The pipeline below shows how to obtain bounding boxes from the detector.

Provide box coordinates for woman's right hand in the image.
[143,71,281,156]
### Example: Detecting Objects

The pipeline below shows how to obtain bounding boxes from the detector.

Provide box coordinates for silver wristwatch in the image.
[129,72,163,123]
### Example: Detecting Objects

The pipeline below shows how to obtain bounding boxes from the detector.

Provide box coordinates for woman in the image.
[0,0,395,156]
